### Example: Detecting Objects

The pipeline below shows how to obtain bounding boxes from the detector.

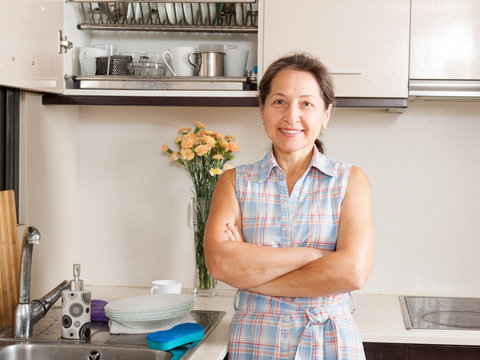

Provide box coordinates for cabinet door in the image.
[410,0,480,80]
[0,0,64,93]
[263,0,410,98]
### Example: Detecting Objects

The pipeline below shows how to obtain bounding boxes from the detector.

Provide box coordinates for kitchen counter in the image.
[88,286,480,360]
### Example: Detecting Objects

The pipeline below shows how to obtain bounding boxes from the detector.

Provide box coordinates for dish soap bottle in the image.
[61,264,91,339]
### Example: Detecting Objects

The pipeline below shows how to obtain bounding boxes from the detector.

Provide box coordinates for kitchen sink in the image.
[400,296,480,330]
[0,342,170,360]
[0,308,225,360]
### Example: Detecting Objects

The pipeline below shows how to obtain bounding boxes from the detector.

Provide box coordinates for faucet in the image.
[13,226,70,339]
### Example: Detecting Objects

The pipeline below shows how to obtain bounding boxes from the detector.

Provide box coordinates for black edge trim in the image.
[42,95,408,108]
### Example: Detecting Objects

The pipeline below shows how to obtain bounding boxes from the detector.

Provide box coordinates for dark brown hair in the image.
[258,52,335,154]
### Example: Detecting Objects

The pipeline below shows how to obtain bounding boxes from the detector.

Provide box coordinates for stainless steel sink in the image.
[0,342,171,360]
[0,308,225,360]
[400,296,480,330]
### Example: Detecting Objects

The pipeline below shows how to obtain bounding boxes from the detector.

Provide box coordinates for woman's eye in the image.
[273,99,284,105]
[302,101,312,107]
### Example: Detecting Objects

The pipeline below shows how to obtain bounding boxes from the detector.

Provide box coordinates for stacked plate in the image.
[105,294,195,329]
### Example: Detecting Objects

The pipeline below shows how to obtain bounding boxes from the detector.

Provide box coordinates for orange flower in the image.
[215,132,224,139]
[202,135,216,147]
[181,133,198,148]
[220,139,229,149]
[195,144,211,156]
[180,148,195,161]
[178,126,191,133]
[194,121,205,129]
[213,154,224,160]
[170,152,179,161]
[161,144,169,152]
[228,142,240,152]
[225,135,236,141]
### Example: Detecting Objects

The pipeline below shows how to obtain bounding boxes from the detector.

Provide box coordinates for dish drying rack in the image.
[73,0,258,33]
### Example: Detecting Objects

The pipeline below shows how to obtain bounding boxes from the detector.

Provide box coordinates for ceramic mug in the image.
[224,48,249,77]
[150,280,182,295]
[79,47,108,76]
[161,47,197,76]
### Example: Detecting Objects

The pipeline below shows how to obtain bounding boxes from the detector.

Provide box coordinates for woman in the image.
[204,53,375,359]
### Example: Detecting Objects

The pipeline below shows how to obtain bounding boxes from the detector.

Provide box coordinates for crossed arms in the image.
[204,166,375,298]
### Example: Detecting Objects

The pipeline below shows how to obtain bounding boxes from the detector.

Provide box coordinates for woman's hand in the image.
[248,166,375,298]
[224,222,243,242]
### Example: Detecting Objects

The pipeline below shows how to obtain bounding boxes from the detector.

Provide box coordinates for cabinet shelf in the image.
[74,0,258,33]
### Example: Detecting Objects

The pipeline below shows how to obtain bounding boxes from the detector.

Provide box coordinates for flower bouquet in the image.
[162,121,239,296]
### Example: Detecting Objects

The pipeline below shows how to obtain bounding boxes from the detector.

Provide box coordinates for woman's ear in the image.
[322,103,333,130]
[258,99,265,124]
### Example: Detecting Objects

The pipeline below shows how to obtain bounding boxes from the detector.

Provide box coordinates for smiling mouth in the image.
[280,128,303,135]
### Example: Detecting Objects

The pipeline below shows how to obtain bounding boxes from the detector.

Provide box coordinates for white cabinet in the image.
[0,0,261,98]
[0,0,64,93]
[263,0,410,99]
[410,0,480,80]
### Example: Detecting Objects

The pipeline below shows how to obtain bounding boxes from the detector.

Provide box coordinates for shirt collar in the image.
[257,145,335,182]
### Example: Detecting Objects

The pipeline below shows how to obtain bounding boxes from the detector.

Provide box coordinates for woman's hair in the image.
[258,52,335,154]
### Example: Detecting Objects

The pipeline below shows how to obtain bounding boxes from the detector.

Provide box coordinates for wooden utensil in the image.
[0,190,20,330]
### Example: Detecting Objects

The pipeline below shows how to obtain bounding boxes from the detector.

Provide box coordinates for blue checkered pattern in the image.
[229,147,365,359]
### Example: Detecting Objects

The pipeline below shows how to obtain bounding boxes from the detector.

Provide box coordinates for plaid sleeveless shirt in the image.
[229,146,365,359]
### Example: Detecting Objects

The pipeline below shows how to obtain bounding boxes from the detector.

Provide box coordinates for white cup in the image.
[79,47,108,75]
[93,44,119,56]
[150,280,182,295]
[224,48,249,77]
[162,47,197,76]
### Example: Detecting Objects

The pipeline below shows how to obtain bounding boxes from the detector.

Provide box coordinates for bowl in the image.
[127,62,167,77]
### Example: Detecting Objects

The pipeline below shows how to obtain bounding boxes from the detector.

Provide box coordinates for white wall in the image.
[23,93,480,299]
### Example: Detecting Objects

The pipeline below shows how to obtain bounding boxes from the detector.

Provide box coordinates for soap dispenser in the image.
[61,264,91,339]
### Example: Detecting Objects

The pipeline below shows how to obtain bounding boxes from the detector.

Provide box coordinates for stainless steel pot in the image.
[188,51,225,77]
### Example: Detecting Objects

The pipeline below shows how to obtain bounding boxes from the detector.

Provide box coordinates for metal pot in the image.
[188,51,225,77]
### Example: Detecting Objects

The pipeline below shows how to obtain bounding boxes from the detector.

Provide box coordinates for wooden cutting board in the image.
[0,190,20,330]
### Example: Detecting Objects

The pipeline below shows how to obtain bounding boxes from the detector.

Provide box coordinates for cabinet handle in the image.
[329,70,363,75]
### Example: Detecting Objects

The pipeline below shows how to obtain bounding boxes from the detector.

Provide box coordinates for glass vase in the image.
[192,196,218,297]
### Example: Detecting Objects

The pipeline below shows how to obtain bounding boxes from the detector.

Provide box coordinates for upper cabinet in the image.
[0,0,64,93]
[263,0,410,100]
[410,0,480,80]
[409,0,480,98]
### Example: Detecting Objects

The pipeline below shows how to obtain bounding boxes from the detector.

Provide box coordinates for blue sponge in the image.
[146,323,204,351]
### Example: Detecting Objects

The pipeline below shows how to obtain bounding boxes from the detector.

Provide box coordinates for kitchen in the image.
[1,0,480,359]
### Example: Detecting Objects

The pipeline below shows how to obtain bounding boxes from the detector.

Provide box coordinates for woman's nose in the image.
[284,105,300,123]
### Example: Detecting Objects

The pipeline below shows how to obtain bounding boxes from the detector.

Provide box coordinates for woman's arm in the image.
[249,166,375,297]
[204,169,327,289]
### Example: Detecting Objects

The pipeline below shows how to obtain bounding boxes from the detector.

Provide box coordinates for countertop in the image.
[88,286,480,360]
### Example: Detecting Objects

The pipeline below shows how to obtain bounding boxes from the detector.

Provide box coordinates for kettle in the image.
[188,51,225,77]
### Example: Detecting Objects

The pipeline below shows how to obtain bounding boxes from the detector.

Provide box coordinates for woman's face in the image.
[260,69,331,159]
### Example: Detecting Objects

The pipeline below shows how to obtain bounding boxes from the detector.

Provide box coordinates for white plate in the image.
[156,3,167,24]
[199,3,208,24]
[105,301,194,317]
[208,3,217,24]
[200,3,217,24]
[175,3,183,24]
[235,4,244,25]
[105,294,195,313]
[114,314,185,329]
[183,3,199,25]
[165,3,176,24]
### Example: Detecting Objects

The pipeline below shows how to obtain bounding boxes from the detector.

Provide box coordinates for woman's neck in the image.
[273,146,314,194]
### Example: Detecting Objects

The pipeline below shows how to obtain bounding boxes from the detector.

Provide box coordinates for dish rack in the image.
[73,0,258,33]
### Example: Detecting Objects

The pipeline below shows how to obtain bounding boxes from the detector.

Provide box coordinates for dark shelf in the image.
[42,94,408,108]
